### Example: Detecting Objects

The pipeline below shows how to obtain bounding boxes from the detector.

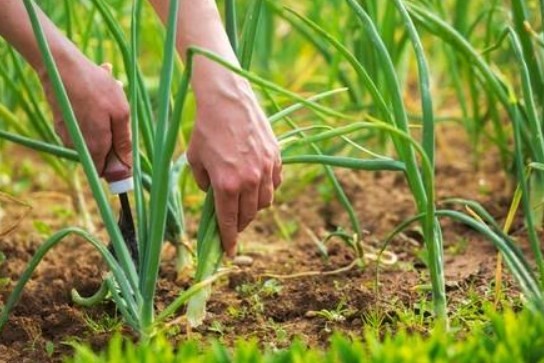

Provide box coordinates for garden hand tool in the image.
[104,152,139,268]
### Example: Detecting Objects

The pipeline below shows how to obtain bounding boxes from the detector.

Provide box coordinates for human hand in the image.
[187,75,282,257]
[40,57,132,182]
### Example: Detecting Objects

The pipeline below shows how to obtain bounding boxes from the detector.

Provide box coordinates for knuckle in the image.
[244,213,257,226]
[264,147,277,161]
[262,160,274,173]
[264,149,281,170]
[217,176,241,196]
[242,169,261,188]
[242,204,258,221]
[260,198,272,209]
[242,206,257,220]
[111,106,130,123]
[246,211,257,222]
[116,136,132,151]
[117,103,130,119]
[219,213,237,228]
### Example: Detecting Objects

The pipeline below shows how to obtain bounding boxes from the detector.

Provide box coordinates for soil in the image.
[0,124,529,362]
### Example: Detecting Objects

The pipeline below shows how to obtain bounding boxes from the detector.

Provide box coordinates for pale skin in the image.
[0,0,282,257]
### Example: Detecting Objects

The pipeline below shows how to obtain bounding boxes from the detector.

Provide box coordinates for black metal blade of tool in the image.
[108,192,139,267]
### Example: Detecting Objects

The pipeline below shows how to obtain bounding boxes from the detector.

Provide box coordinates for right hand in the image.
[187,72,282,257]
[39,57,132,182]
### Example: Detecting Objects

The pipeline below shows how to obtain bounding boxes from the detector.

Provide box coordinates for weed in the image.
[83,313,123,334]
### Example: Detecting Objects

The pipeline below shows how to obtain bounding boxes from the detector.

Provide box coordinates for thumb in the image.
[103,151,131,183]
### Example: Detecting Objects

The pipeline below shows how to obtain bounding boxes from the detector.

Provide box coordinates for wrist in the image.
[35,43,87,83]
[192,61,252,104]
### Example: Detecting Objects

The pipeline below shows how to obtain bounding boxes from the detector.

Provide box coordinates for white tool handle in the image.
[109,177,134,194]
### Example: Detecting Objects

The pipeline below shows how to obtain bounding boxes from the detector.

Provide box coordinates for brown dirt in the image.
[0,124,528,362]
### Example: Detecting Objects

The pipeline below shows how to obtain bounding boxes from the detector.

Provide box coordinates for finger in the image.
[258,166,274,210]
[214,187,239,257]
[111,110,133,170]
[191,163,211,191]
[238,189,259,232]
[272,155,283,189]
[89,139,110,178]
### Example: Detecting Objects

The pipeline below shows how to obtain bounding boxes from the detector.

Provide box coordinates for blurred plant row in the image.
[67,308,544,363]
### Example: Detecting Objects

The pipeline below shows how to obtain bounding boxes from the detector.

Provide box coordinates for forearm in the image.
[148,0,244,99]
[0,0,83,76]
[149,1,281,255]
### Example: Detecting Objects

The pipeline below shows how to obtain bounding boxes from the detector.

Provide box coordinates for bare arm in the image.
[0,0,131,181]
[148,0,282,256]
[147,0,240,92]
[0,0,79,72]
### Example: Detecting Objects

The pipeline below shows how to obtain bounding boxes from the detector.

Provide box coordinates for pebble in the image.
[233,255,254,267]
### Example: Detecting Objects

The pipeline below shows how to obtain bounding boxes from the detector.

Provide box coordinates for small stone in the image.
[305,310,318,318]
[233,255,254,267]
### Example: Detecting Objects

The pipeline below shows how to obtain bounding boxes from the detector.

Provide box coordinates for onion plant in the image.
[411,0,544,223]
[265,0,544,323]
[1,0,544,338]
[406,0,544,287]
